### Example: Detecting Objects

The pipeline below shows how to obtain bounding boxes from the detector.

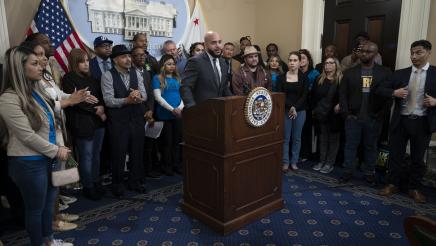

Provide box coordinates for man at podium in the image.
[180,31,233,108]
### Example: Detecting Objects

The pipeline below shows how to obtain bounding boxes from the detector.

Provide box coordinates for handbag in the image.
[52,155,80,187]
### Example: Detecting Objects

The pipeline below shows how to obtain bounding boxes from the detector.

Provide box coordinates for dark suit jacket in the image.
[376,65,436,133]
[339,64,392,120]
[180,52,233,108]
[90,57,103,83]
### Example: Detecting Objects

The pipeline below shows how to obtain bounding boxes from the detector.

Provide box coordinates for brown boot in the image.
[408,190,426,203]
[378,184,399,196]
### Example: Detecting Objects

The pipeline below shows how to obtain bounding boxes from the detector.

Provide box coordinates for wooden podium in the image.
[181,93,285,235]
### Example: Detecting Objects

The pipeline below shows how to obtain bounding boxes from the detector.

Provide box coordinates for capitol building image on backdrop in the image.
[86,0,177,40]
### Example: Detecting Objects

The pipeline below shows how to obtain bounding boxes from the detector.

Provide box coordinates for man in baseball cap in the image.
[90,36,114,82]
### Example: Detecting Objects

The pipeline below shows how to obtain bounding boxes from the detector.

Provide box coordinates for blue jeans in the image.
[76,127,105,188]
[8,158,58,246]
[283,110,306,165]
[343,117,382,175]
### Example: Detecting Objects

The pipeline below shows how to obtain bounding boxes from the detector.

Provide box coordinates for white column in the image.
[395,0,431,69]
[301,0,325,64]
[0,0,10,63]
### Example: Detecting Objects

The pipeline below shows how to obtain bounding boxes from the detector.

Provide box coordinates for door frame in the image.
[301,0,431,70]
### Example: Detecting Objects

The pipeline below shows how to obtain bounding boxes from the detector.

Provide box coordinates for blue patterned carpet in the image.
[2,167,436,246]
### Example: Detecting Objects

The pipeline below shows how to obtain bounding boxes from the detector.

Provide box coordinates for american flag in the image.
[27,0,86,73]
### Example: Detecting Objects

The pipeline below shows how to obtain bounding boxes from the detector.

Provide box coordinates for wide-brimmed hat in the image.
[93,36,113,47]
[243,46,260,57]
[110,45,130,59]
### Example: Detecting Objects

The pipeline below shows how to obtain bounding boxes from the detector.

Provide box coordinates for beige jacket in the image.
[0,90,61,158]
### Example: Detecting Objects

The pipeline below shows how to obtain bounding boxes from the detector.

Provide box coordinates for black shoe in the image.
[128,183,147,193]
[111,184,124,197]
[94,182,106,195]
[364,174,377,187]
[338,174,353,184]
[83,187,102,201]
[172,167,182,175]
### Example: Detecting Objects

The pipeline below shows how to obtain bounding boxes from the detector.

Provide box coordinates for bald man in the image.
[338,42,392,185]
[180,31,232,108]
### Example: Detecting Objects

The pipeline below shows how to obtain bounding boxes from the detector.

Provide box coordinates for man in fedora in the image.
[90,36,113,83]
[101,44,148,196]
[232,46,272,95]
[181,31,233,108]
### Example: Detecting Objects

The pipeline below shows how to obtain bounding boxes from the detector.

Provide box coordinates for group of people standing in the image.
[0,28,435,246]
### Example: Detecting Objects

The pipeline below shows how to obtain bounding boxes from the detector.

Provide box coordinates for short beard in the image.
[207,50,221,58]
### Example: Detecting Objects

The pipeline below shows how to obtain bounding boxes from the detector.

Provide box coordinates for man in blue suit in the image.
[378,40,435,203]
[90,36,113,83]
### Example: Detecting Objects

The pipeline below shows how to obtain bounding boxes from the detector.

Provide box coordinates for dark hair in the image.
[19,41,42,52]
[132,33,147,42]
[239,36,251,44]
[288,51,301,61]
[298,49,314,70]
[189,42,204,57]
[252,45,266,68]
[159,54,176,70]
[354,31,369,41]
[224,42,234,47]
[24,33,45,42]
[67,48,89,76]
[411,40,432,50]
[266,43,278,51]
[131,46,144,54]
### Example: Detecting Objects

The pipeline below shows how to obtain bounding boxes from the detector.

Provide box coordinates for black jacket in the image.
[339,64,392,120]
[62,72,104,138]
[277,70,309,112]
[376,65,436,133]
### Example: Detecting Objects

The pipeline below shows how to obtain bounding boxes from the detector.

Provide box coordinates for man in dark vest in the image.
[101,45,147,196]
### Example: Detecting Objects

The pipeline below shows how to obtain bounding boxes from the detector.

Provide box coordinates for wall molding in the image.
[0,0,10,63]
[301,0,325,64]
[395,0,431,69]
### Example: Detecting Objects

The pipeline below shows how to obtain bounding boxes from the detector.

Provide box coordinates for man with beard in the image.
[101,45,147,196]
[222,42,240,91]
[90,36,113,83]
[233,36,252,64]
[338,42,391,185]
[181,31,233,108]
[132,33,159,77]
[378,40,436,203]
[232,46,272,95]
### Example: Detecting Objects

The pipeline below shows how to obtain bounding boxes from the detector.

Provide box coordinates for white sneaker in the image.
[282,164,290,171]
[320,165,334,174]
[59,202,69,211]
[52,239,74,246]
[291,163,299,170]
[58,213,79,222]
[53,220,78,231]
[312,163,324,171]
[59,195,77,205]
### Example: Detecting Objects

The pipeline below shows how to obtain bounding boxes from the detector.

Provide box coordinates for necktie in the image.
[406,69,421,114]
[212,58,221,86]
[102,60,110,72]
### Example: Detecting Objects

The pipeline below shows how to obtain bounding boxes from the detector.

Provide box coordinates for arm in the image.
[180,58,198,108]
[101,71,125,108]
[153,88,175,111]
[177,99,184,110]
[0,96,59,158]
[62,75,96,114]
[136,71,147,102]
[232,70,245,96]
[265,70,273,91]
[294,74,309,111]
[339,72,350,116]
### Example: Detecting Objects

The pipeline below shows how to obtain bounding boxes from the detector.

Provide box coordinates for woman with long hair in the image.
[188,42,205,57]
[278,51,309,172]
[153,54,184,176]
[62,48,106,201]
[0,46,72,246]
[299,49,320,162]
[266,54,284,92]
[311,57,343,173]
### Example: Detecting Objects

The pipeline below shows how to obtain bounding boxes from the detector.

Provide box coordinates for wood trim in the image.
[395,0,431,69]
